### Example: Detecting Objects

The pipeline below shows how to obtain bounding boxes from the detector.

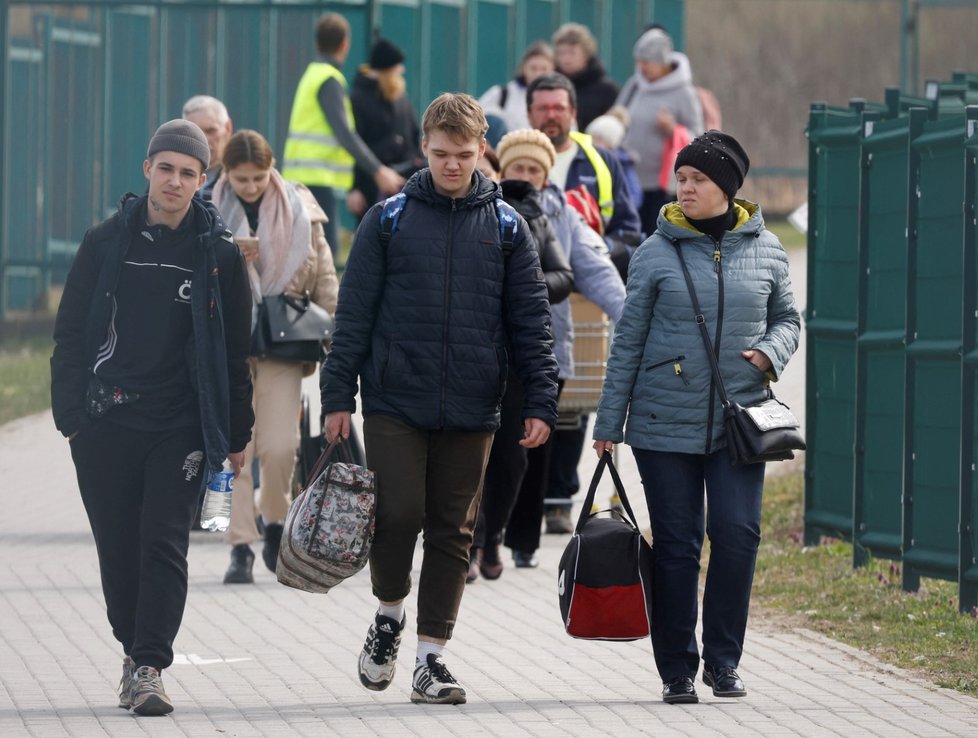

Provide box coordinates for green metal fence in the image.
[0,0,682,317]
[805,76,978,611]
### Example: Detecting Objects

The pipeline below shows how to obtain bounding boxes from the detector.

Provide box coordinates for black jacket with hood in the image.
[320,169,559,431]
[500,178,573,305]
[51,193,254,473]
[568,56,621,131]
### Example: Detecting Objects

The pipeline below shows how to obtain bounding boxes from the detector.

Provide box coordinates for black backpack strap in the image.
[378,192,407,246]
[498,84,508,110]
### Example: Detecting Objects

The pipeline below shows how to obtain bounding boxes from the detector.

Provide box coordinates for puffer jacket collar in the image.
[657,199,764,243]
[403,168,501,210]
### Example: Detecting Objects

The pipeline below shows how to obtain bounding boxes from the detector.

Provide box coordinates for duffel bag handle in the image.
[303,435,355,488]
[575,451,643,534]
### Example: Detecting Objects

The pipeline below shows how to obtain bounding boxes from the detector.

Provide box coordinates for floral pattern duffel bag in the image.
[277,438,376,593]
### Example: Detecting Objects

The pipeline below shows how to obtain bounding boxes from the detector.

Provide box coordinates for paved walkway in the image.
[3,407,978,738]
[5,248,978,735]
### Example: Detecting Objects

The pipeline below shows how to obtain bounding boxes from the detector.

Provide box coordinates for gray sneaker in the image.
[545,507,574,534]
[358,613,405,691]
[117,656,135,709]
[411,654,466,704]
[129,665,174,716]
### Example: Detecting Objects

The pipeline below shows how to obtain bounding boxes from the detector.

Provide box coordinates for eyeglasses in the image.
[529,103,571,115]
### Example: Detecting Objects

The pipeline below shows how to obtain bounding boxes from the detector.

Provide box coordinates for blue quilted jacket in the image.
[320,169,559,431]
[593,200,801,454]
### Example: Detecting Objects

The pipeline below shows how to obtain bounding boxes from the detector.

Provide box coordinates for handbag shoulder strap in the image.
[671,242,732,409]
[575,451,643,533]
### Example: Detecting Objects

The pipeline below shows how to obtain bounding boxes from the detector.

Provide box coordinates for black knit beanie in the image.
[369,38,405,71]
[147,119,210,171]
[673,130,749,198]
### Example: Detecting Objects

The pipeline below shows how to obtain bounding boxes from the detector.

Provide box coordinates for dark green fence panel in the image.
[804,102,870,544]
[104,7,155,211]
[425,1,465,100]
[959,108,978,611]
[161,8,216,118]
[41,15,102,286]
[902,112,969,591]
[471,0,515,101]
[3,42,44,312]
[522,0,560,45]
[852,110,922,566]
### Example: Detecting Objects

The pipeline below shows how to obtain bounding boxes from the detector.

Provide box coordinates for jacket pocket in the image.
[644,354,690,387]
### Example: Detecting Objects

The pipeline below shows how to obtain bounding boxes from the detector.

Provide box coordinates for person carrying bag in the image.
[592,131,801,704]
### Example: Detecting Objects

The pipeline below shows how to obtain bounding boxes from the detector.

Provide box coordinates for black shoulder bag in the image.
[672,243,805,466]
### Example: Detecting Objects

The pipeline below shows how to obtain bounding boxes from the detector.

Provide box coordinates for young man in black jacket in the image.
[321,93,559,704]
[50,120,254,716]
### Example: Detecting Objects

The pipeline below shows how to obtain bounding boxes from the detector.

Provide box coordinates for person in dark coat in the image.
[467,129,573,582]
[347,38,423,221]
[321,93,558,705]
[50,120,254,716]
[552,22,620,131]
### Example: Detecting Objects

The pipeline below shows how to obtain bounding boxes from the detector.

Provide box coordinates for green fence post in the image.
[959,105,978,613]
[853,108,913,570]
[804,100,866,546]
[902,107,968,593]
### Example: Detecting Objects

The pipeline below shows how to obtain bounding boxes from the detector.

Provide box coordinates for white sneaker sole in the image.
[410,686,466,704]
[358,653,395,691]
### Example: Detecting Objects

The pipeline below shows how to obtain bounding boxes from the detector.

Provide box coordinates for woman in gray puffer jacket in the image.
[593,132,800,706]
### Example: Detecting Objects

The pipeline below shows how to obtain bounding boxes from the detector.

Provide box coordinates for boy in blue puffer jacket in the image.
[321,92,559,705]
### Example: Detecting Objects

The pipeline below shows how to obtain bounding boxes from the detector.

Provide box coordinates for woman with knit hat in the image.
[593,131,801,704]
[468,128,573,582]
[481,129,625,571]
[348,38,422,220]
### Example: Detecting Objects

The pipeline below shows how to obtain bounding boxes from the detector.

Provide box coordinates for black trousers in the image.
[71,419,205,670]
[502,380,564,554]
[473,367,527,550]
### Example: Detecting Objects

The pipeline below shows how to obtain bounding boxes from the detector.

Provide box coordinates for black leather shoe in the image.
[224,544,255,584]
[702,664,747,697]
[263,523,284,573]
[662,676,699,704]
[512,550,539,568]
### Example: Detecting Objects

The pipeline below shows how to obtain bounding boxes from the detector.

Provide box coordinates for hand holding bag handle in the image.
[303,435,355,489]
[576,450,643,533]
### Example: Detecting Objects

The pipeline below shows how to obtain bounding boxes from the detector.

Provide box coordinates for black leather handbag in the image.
[672,243,805,466]
[251,292,333,363]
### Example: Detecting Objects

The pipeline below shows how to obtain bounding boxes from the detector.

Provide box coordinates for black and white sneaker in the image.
[358,613,405,691]
[411,653,466,704]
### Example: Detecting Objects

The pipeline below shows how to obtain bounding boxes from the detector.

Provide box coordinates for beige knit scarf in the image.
[212,167,312,304]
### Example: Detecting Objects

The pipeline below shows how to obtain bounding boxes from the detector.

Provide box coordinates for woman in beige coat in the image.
[212,129,338,583]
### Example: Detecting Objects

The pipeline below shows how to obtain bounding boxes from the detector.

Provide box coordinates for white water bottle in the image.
[200,460,234,531]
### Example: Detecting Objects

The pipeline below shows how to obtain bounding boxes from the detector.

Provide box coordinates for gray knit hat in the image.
[633,28,673,65]
[146,119,210,170]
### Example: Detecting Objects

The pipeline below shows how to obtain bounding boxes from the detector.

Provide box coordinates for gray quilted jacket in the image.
[593,200,801,454]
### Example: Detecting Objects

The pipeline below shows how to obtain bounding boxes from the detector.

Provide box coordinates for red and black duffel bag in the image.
[557,450,654,641]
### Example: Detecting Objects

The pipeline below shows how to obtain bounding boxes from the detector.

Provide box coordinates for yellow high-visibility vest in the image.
[569,131,614,221]
[281,62,355,189]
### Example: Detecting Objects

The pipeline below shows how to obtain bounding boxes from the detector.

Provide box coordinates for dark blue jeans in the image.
[632,447,765,682]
